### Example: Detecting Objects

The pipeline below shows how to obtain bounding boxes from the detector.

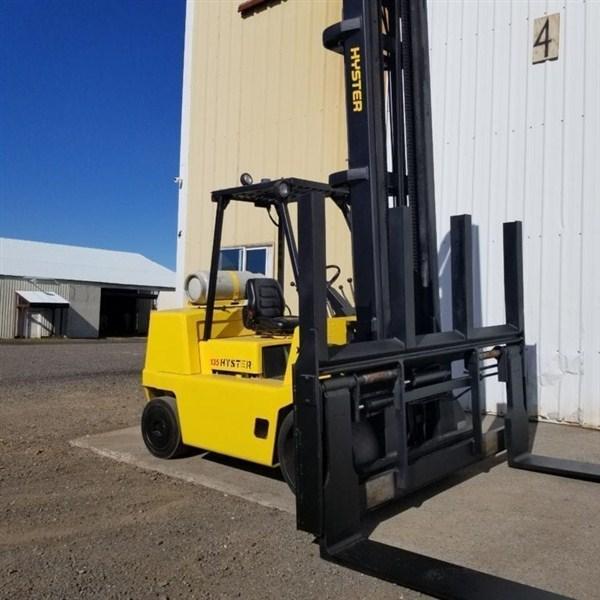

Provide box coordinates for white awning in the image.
[16,291,69,305]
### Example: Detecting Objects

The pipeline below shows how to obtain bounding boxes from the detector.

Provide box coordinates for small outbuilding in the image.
[0,238,175,339]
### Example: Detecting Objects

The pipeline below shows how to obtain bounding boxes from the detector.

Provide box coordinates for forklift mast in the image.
[324,0,439,341]
[291,0,600,597]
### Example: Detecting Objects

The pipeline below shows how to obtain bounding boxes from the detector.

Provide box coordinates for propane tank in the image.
[184,270,261,305]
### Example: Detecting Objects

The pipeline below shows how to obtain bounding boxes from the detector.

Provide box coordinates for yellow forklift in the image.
[141,177,354,490]
[143,0,599,596]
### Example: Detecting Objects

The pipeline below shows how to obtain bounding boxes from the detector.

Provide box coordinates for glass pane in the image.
[219,248,241,271]
[246,248,267,274]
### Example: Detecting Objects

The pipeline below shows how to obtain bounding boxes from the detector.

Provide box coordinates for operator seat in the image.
[243,278,298,335]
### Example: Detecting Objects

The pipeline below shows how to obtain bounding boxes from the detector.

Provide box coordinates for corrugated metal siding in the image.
[181,1,599,426]
[180,0,352,307]
[429,0,600,427]
[0,277,71,338]
[0,278,102,338]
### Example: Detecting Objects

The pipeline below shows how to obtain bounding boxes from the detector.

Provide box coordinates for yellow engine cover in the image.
[143,304,350,467]
[200,336,289,376]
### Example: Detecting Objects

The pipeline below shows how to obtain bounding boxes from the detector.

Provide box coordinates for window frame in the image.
[219,244,274,276]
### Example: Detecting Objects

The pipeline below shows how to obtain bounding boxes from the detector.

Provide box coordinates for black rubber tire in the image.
[277,410,296,494]
[141,398,188,459]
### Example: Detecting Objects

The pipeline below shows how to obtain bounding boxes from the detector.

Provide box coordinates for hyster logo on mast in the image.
[350,46,363,112]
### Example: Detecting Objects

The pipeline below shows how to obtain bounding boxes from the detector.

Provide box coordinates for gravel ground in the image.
[0,342,412,599]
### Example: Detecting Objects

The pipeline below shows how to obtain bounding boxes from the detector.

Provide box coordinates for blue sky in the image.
[0,0,186,269]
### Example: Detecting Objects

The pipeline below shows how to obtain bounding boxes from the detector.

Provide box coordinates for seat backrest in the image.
[243,278,285,328]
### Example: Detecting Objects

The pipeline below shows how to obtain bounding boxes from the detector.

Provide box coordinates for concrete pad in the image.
[70,427,295,513]
[370,423,600,599]
[72,422,600,599]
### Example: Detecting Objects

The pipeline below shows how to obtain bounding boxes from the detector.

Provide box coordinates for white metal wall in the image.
[428,0,600,427]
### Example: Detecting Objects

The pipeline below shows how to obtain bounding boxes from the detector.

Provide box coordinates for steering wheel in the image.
[326,264,341,286]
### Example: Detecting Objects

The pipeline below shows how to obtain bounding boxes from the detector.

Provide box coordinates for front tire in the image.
[277,410,296,494]
[141,397,188,459]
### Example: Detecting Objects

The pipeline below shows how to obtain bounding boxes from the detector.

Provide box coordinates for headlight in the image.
[240,172,253,186]
[278,181,290,198]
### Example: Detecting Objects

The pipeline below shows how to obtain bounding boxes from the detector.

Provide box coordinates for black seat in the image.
[243,278,299,335]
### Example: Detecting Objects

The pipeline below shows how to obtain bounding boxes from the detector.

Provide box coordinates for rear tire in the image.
[141,397,188,459]
[277,410,296,494]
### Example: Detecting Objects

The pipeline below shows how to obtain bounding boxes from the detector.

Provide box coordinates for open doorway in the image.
[99,288,157,337]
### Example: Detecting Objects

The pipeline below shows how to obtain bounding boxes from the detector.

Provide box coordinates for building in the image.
[0,238,175,338]
[175,1,599,428]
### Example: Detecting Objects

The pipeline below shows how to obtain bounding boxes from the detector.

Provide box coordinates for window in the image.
[246,247,268,274]
[219,248,242,271]
[219,245,273,276]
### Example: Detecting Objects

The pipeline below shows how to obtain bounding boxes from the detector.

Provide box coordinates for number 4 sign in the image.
[533,14,560,64]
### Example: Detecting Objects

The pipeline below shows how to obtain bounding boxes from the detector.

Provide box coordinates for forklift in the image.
[142,177,355,490]
[143,0,599,597]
